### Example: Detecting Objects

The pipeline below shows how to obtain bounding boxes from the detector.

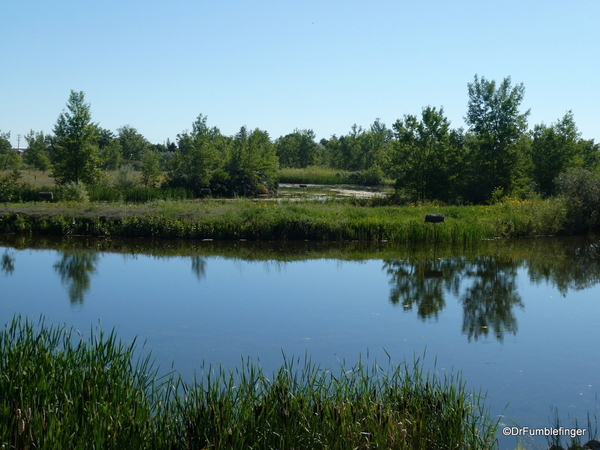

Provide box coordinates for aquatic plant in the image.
[0,315,499,449]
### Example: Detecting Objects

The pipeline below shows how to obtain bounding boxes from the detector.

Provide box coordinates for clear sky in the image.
[1,0,599,148]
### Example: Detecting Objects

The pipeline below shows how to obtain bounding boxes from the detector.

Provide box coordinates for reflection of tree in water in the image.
[527,242,600,295]
[191,256,207,282]
[1,250,15,275]
[460,257,523,342]
[384,258,465,320]
[53,252,99,304]
[384,256,522,342]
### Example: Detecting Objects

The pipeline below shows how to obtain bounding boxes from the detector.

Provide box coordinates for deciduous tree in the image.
[52,91,102,185]
[465,75,529,203]
[529,111,581,196]
[24,130,51,172]
[391,106,463,202]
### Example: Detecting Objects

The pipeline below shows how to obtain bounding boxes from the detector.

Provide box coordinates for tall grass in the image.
[0,195,570,242]
[177,352,499,449]
[0,315,176,449]
[0,315,499,449]
[278,166,392,186]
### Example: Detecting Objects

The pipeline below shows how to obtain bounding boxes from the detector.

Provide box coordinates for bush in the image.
[556,168,600,232]
[57,181,90,203]
[0,170,22,202]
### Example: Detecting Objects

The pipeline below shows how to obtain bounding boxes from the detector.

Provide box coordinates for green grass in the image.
[0,195,570,243]
[0,315,499,449]
[278,166,393,186]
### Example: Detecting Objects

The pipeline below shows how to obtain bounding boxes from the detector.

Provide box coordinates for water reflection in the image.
[53,252,99,304]
[191,256,207,282]
[384,258,463,320]
[3,236,600,340]
[459,257,523,342]
[383,256,523,342]
[527,241,600,294]
[1,250,15,275]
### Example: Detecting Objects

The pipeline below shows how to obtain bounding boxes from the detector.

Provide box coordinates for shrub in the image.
[556,168,600,232]
[57,181,90,203]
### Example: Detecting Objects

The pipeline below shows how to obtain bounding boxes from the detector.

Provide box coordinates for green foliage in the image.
[276,129,320,168]
[114,163,138,190]
[0,170,23,202]
[529,111,582,196]
[0,130,21,170]
[220,126,279,197]
[23,130,51,172]
[99,138,123,170]
[0,130,11,154]
[0,315,499,450]
[0,315,173,449]
[556,168,600,232]
[322,119,391,173]
[57,181,90,203]
[464,75,530,203]
[391,106,463,202]
[167,115,224,195]
[278,166,351,184]
[52,91,103,185]
[118,125,150,162]
[141,149,162,187]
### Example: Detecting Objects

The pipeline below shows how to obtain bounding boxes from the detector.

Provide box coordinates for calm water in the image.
[2,236,600,449]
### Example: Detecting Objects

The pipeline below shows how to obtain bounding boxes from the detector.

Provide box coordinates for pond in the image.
[1,235,599,449]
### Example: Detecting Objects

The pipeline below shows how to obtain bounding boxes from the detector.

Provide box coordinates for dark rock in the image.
[425,213,445,223]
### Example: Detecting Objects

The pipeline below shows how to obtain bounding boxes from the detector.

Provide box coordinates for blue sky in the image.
[1,0,598,148]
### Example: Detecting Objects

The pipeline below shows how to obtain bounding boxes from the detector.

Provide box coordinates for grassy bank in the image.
[0,196,569,243]
[1,315,498,449]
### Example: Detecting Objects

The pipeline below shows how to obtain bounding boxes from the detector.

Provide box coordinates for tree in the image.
[52,91,102,185]
[529,111,581,196]
[99,138,123,170]
[465,75,529,203]
[391,106,463,202]
[0,130,20,170]
[167,115,225,195]
[118,125,150,162]
[222,126,278,197]
[276,129,319,168]
[24,130,51,172]
[141,149,162,187]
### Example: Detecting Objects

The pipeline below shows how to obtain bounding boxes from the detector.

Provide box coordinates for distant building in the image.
[12,148,25,156]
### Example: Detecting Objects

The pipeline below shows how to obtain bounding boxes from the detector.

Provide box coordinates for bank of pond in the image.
[0,194,582,243]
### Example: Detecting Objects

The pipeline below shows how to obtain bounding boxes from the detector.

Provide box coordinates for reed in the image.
[0,315,499,449]
[0,195,571,242]
[0,315,176,449]
[176,352,499,449]
[278,167,352,185]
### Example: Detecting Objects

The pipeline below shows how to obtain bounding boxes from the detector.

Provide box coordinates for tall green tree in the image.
[140,149,162,187]
[0,130,20,170]
[24,130,51,172]
[223,126,278,196]
[276,129,319,168]
[465,75,529,203]
[118,125,150,162]
[52,91,102,185]
[391,106,463,202]
[167,115,224,194]
[529,111,581,196]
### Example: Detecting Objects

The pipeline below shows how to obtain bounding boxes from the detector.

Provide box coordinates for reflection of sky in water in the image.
[2,244,599,449]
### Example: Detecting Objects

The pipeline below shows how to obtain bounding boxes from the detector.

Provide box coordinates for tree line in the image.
[1,74,599,203]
